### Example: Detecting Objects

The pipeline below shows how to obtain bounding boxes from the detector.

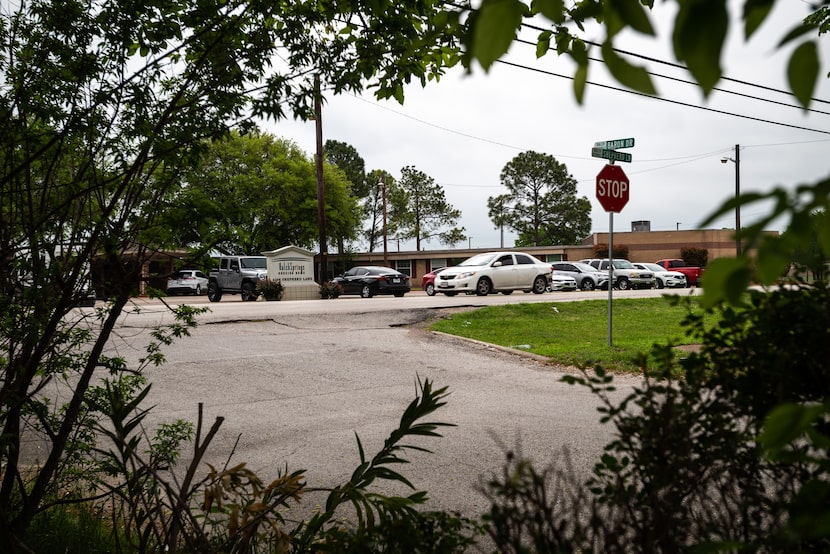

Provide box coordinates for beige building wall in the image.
[327,228,773,286]
[582,228,741,263]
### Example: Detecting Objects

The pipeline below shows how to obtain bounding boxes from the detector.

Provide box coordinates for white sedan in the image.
[548,273,578,291]
[633,263,687,289]
[435,252,551,296]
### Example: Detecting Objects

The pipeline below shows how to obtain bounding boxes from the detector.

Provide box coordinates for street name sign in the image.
[594,138,635,149]
[591,147,632,163]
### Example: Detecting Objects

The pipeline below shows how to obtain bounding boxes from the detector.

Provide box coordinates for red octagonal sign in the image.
[596,164,630,213]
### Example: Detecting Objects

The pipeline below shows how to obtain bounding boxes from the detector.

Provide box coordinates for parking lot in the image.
[105,289,696,523]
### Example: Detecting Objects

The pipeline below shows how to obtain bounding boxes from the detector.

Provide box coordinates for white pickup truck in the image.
[207,255,267,301]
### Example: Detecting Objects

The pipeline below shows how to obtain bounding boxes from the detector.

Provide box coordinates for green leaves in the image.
[607,0,655,36]
[699,257,752,308]
[532,0,567,24]
[293,378,454,549]
[672,0,728,95]
[470,0,526,70]
[788,40,820,108]
[601,41,656,94]
[743,0,774,39]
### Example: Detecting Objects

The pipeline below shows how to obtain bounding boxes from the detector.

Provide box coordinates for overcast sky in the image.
[263,0,830,252]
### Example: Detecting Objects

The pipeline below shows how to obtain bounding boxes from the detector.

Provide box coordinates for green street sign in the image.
[591,147,632,163]
[594,138,635,150]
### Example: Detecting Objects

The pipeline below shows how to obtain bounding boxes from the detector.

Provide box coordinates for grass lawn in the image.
[429,296,707,372]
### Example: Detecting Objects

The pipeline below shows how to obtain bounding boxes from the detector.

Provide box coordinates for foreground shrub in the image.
[480,286,830,552]
[32,378,475,553]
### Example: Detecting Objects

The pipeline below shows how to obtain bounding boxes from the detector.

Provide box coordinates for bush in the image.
[681,247,708,267]
[319,280,343,299]
[480,287,830,552]
[257,278,284,301]
[593,243,629,259]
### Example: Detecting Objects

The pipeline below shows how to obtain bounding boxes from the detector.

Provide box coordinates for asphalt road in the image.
[98,287,699,537]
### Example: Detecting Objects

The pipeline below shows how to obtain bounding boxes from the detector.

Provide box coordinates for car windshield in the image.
[639,263,663,272]
[612,259,635,269]
[240,257,267,269]
[458,253,498,267]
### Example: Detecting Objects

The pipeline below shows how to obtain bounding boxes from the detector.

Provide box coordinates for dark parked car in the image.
[332,266,411,298]
[421,267,448,296]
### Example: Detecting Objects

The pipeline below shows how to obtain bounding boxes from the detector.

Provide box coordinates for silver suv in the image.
[579,258,655,290]
[552,261,609,291]
[208,255,268,301]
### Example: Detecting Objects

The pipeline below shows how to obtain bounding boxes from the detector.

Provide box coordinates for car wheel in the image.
[207,282,222,302]
[684,276,691,288]
[475,278,492,296]
[425,283,436,296]
[195,284,202,295]
[617,278,631,290]
[361,284,373,298]
[580,279,595,291]
[532,276,547,294]
[500,290,514,295]
[655,279,664,289]
[241,282,257,301]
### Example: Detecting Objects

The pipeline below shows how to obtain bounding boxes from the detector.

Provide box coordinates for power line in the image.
[494,57,830,135]
[512,37,830,117]
[516,20,830,106]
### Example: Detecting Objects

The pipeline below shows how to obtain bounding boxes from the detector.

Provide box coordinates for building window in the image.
[431,258,448,271]
[395,260,412,275]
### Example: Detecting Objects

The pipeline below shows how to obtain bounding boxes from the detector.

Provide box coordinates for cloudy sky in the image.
[264,0,830,252]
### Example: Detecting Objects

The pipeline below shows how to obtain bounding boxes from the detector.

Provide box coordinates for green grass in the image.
[430,296,707,372]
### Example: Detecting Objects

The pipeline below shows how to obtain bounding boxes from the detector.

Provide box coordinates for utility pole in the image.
[734,144,741,257]
[314,75,327,281]
[382,174,389,267]
[720,144,741,256]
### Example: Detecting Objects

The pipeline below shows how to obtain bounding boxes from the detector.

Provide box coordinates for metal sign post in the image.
[593,137,634,347]
[607,209,614,346]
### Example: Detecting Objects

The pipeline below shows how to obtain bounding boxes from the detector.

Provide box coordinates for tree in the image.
[166,131,360,255]
[490,151,591,247]
[364,170,394,252]
[0,0,466,548]
[325,140,368,198]
[389,166,465,251]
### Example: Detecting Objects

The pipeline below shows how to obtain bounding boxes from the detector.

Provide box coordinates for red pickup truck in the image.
[654,259,703,286]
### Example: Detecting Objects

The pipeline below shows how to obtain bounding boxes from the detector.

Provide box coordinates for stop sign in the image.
[596,164,630,213]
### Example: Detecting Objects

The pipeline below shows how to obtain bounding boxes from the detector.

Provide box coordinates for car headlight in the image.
[459,271,476,279]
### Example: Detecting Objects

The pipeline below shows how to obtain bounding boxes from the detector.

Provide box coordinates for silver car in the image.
[436,252,551,296]
[552,261,609,291]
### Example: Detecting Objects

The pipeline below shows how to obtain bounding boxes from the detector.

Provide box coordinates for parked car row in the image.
[175,253,697,300]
